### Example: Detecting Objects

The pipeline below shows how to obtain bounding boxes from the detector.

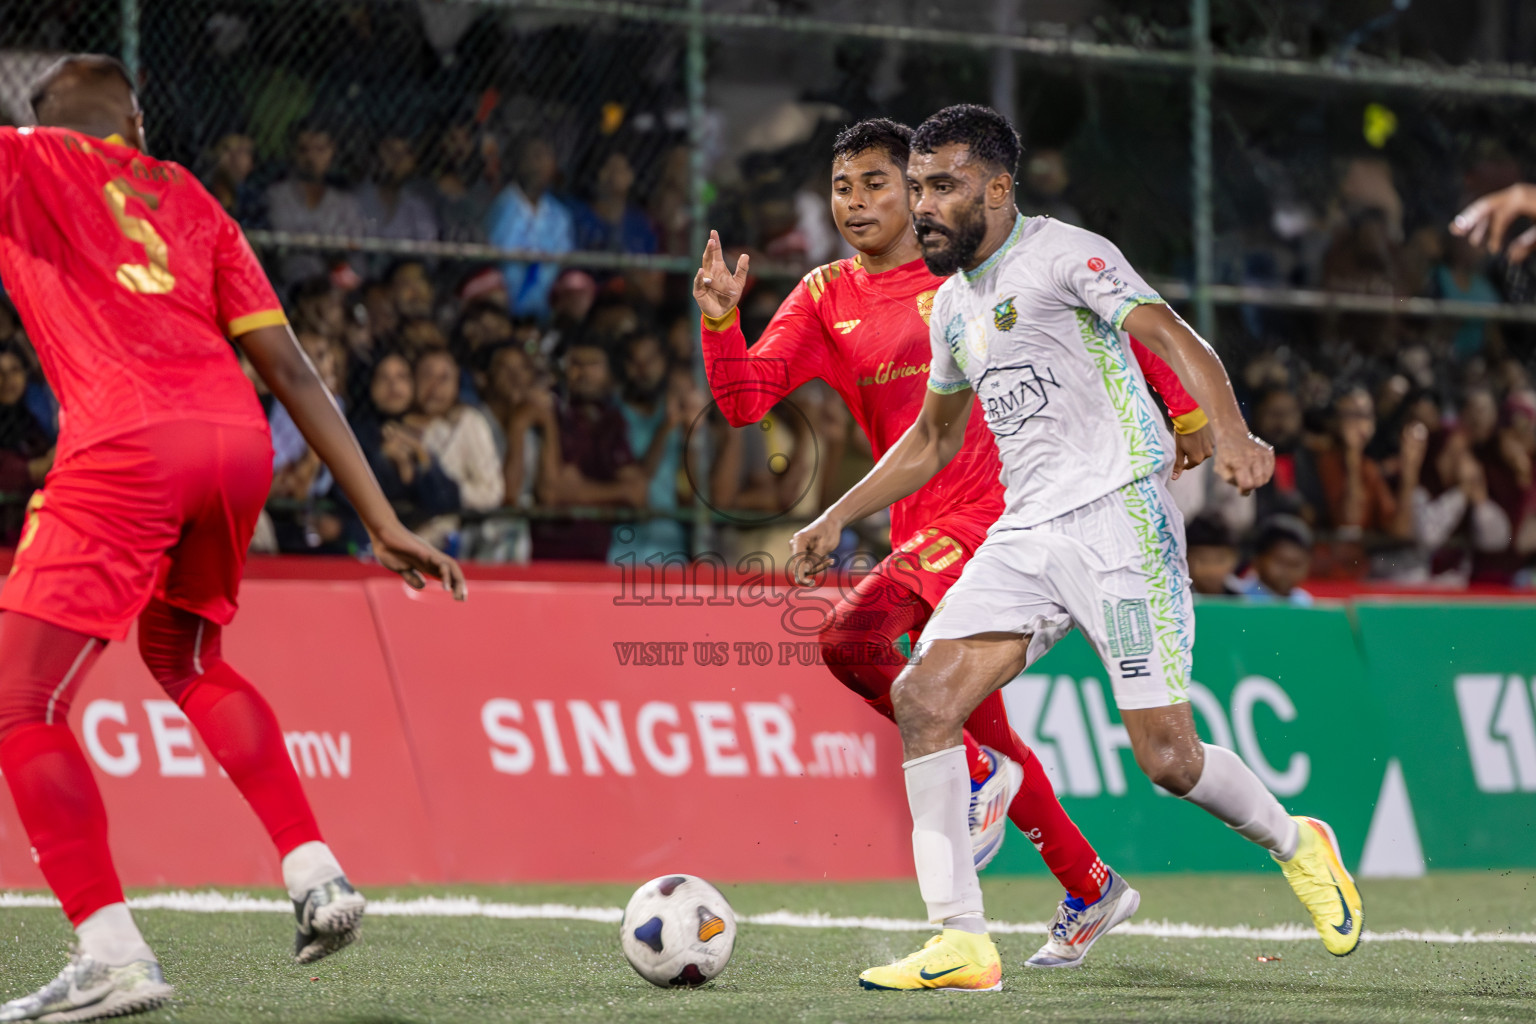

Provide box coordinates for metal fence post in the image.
[687,0,713,555]
[120,0,141,83]
[1191,0,1215,341]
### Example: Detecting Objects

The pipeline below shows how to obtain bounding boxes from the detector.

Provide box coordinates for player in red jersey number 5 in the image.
[0,57,465,1023]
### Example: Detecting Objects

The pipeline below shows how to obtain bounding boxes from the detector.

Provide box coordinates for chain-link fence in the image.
[4,1,1536,583]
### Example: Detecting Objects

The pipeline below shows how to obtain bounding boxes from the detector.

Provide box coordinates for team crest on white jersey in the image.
[993,296,1018,331]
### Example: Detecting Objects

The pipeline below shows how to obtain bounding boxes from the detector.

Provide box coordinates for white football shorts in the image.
[919,472,1194,710]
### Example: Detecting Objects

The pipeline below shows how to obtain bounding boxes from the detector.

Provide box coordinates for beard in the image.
[915,195,988,277]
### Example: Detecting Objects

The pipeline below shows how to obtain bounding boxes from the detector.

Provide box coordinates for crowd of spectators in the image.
[188,102,1536,591]
[3,107,1536,596]
[1162,145,1536,591]
[5,5,1536,593]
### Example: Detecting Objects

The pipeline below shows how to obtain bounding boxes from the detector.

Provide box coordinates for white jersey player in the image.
[921,213,1192,711]
[792,104,1364,993]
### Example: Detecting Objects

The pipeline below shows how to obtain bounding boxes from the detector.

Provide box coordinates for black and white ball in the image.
[619,874,737,987]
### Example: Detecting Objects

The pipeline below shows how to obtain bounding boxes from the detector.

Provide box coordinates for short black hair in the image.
[1185,511,1236,550]
[472,339,531,376]
[29,54,135,119]
[619,328,665,358]
[1253,515,1313,556]
[559,332,612,359]
[385,258,429,285]
[832,118,912,168]
[459,298,513,326]
[290,115,335,145]
[910,104,1022,177]
[1253,384,1298,409]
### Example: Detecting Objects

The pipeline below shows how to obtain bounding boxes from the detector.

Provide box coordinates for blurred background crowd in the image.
[3,0,1536,592]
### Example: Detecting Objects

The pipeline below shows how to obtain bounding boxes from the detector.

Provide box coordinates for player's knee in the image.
[816,612,852,665]
[891,669,964,739]
[819,606,903,697]
[0,676,55,744]
[0,700,43,745]
[137,603,223,702]
[1134,741,1202,796]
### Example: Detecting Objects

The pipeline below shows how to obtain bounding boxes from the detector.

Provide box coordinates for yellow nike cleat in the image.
[1274,815,1365,957]
[858,929,1003,992]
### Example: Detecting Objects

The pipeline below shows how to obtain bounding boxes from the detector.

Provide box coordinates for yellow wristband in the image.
[1172,408,1209,435]
[701,308,739,332]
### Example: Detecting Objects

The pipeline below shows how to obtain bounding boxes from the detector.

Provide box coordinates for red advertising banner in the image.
[0,575,916,888]
[368,578,913,882]
[0,582,437,890]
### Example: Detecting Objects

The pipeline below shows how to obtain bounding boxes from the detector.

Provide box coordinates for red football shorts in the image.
[876,512,992,614]
[1,420,273,641]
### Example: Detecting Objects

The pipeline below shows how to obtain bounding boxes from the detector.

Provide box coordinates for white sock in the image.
[944,911,988,934]
[1181,744,1300,860]
[76,903,155,966]
[282,841,344,902]
[905,746,984,925]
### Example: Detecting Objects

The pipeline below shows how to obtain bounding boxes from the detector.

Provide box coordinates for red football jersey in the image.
[0,127,281,461]
[702,255,1199,550]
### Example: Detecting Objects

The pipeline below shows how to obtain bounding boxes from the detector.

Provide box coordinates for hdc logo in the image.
[1001,674,1310,798]
[1456,674,1536,792]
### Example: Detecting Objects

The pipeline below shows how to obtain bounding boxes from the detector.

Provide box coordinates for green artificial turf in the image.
[1,873,1532,1023]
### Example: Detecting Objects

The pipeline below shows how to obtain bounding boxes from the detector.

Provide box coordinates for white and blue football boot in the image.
[968,745,1024,870]
[1025,869,1141,968]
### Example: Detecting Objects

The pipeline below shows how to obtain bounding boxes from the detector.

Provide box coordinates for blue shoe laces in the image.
[1062,870,1115,913]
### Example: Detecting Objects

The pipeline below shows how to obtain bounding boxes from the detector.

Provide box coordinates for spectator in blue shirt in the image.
[486,133,574,320]
[1236,516,1316,606]
[572,151,658,256]
[610,329,688,563]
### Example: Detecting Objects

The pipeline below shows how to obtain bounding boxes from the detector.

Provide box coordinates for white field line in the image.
[1,891,1532,945]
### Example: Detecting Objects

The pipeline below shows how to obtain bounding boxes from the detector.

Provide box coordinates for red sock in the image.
[139,600,322,858]
[177,663,323,856]
[965,693,1108,902]
[961,731,991,783]
[0,724,124,925]
[0,612,120,926]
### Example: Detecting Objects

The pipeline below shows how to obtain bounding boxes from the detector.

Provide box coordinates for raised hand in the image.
[692,229,751,321]
[1452,184,1536,261]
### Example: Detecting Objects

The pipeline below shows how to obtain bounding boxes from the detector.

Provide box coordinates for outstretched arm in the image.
[789,386,973,584]
[694,230,830,426]
[237,322,467,598]
[1122,303,1273,494]
[1130,336,1211,479]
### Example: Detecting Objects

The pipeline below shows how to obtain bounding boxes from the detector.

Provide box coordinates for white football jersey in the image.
[927,214,1173,529]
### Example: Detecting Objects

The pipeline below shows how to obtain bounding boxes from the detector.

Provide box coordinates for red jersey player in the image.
[0,57,464,1022]
[694,119,1211,967]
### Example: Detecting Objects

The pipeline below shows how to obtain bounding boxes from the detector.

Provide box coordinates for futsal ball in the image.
[619,874,737,987]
